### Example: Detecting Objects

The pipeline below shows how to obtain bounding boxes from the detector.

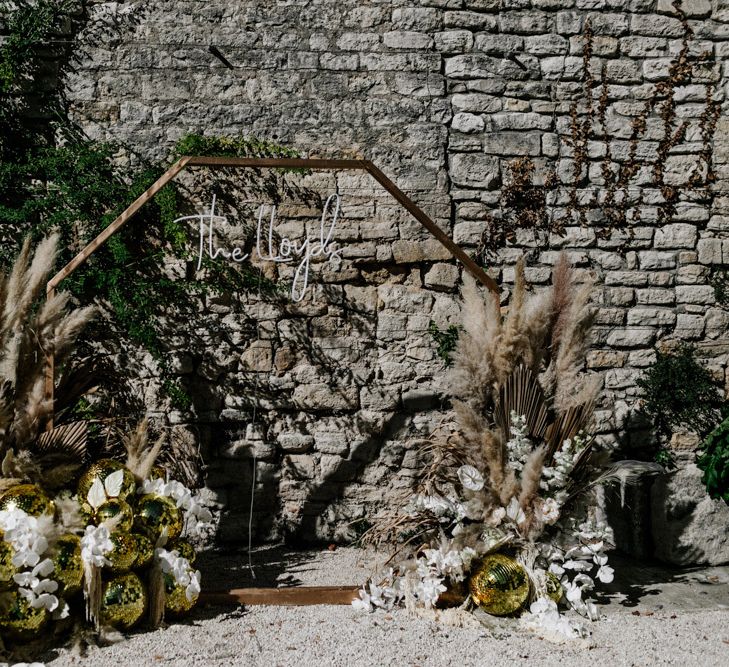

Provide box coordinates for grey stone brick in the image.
[654,224,697,249]
[498,11,549,34]
[483,132,541,156]
[450,153,500,187]
[452,112,485,133]
[444,11,498,30]
[435,30,474,53]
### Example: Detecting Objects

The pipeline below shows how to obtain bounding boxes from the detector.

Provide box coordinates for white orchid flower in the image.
[81,524,113,567]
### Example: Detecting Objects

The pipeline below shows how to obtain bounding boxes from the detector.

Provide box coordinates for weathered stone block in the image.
[451,93,502,113]
[498,11,549,34]
[277,433,314,453]
[606,328,656,347]
[654,224,697,249]
[451,112,484,133]
[675,314,706,339]
[636,288,676,305]
[697,238,724,264]
[383,31,433,50]
[444,11,498,30]
[240,340,273,372]
[626,307,676,327]
[434,30,474,53]
[631,13,685,37]
[483,132,541,156]
[524,34,569,56]
[638,251,676,270]
[392,8,442,31]
[675,285,715,305]
[449,153,500,188]
[424,263,459,290]
[651,464,729,566]
[392,240,454,263]
[488,112,552,131]
[445,55,530,79]
[292,384,359,411]
[315,433,349,456]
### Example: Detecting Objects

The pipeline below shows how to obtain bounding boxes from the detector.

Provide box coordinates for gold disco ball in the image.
[0,536,16,591]
[0,590,49,641]
[163,572,199,616]
[106,532,139,573]
[468,554,530,616]
[96,498,134,531]
[545,571,563,604]
[0,484,54,517]
[100,572,147,630]
[52,534,83,596]
[133,533,154,570]
[77,459,135,502]
[168,538,196,565]
[134,494,182,541]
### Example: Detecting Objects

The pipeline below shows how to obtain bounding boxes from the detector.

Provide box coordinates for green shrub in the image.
[697,416,729,505]
[637,344,724,441]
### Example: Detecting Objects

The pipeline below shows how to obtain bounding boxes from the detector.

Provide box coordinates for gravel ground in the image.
[32,547,729,667]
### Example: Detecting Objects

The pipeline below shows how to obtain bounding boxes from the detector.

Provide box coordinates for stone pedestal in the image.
[607,464,729,567]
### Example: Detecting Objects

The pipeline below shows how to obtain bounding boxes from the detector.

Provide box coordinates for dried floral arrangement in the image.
[355,256,662,639]
[0,236,211,658]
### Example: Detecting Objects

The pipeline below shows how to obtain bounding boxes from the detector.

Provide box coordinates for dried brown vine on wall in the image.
[479,158,558,261]
[482,0,720,258]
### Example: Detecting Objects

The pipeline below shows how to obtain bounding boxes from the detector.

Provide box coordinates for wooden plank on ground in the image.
[200,586,360,606]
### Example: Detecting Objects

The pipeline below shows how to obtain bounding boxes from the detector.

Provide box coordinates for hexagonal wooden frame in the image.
[45,156,499,606]
[45,156,498,415]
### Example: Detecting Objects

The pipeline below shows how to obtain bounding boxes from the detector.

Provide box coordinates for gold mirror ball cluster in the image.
[0,459,201,642]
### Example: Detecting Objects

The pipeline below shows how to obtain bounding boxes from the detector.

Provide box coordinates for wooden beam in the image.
[199,586,360,606]
[47,156,193,291]
[362,160,499,294]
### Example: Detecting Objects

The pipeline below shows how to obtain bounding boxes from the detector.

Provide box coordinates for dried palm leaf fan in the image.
[494,365,549,441]
[0,234,96,489]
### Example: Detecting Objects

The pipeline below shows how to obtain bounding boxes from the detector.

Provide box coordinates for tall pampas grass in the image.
[0,234,96,485]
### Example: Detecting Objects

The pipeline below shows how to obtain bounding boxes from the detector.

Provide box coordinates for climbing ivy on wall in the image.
[480,1,720,260]
[0,1,294,410]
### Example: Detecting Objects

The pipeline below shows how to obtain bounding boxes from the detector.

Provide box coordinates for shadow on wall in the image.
[165,232,442,546]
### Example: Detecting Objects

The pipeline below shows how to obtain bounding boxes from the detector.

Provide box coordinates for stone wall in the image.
[61,0,729,551]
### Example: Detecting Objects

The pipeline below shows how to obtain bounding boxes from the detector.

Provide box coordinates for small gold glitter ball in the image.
[107,532,139,573]
[100,572,147,630]
[168,539,196,565]
[468,554,530,616]
[0,536,16,591]
[77,459,135,501]
[0,590,49,641]
[133,533,154,570]
[0,484,54,517]
[163,572,199,616]
[96,499,134,531]
[52,534,83,596]
[545,572,563,604]
[134,494,182,541]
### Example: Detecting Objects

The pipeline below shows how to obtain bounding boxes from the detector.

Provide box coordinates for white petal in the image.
[87,478,107,509]
[104,469,126,498]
